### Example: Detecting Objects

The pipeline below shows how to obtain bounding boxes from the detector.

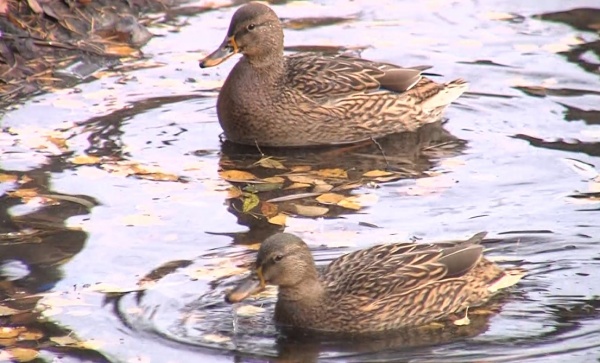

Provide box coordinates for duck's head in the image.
[225,233,316,303]
[200,2,284,68]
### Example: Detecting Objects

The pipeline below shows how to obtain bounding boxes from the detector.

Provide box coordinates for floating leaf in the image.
[0,327,24,339]
[255,157,286,170]
[290,165,311,172]
[363,170,394,177]
[337,198,361,210]
[226,186,243,199]
[260,202,278,217]
[0,173,18,183]
[289,204,329,217]
[312,184,334,193]
[242,193,260,212]
[267,213,287,226]
[8,188,38,199]
[5,348,39,362]
[16,330,44,341]
[219,170,257,182]
[262,176,285,184]
[316,193,345,205]
[287,175,320,184]
[69,155,102,165]
[285,182,311,190]
[315,168,348,179]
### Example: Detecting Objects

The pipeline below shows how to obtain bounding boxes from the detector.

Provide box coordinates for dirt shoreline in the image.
[0,0,232,110]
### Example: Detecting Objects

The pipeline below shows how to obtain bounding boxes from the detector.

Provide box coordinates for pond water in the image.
[2,0,600,362]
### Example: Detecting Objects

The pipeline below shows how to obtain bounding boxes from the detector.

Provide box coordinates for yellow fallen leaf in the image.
[255,157,286,170]
[316,193,345,205]
[8,188,38,198]
[312,184,334,193]
[363,170,394,177]
[6,347,39,362]
[315,168,348,179]
[219,170,257,181]
[242,193,260,212]
[267,213,287,226]
[287,175,323,184]
[16,330,44,341]
[69,155,102,165]
[337,198,361,210]
[0,173,18,183]
[262,176,285,184]
[290,165,311,172]
[226,186,243,199]
[0,327,24,339]
[285,182,311,190]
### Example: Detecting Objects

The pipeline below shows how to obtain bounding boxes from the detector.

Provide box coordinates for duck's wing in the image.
[322,232,486,300]
[284,53,423,102]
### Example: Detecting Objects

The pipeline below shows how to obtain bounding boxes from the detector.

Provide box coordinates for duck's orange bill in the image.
[199,36,238,68]
[224,266,266,303]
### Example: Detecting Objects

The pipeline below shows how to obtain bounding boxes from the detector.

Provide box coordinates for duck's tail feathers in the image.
[422,78,469,112]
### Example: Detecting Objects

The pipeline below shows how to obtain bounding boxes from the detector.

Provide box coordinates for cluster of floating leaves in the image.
[217,156,412,226]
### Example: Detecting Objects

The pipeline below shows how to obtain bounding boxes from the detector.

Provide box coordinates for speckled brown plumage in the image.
[225,232,525,333]
[200,2,469,147]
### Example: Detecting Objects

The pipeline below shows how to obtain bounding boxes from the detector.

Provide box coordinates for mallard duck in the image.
[225,232,524,333]
[199,2,468,147]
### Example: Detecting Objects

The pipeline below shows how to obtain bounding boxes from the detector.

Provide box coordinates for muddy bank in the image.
[0,0,229,110]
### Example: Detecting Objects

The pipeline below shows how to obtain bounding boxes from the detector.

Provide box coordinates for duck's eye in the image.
[247,24,256,31]
[273,254,283,263]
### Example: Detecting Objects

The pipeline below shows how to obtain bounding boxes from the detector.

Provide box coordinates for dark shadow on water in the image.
[535,7,600,76]
[0,159,111,361]
[215,121,467,245]
[511,134,600,158]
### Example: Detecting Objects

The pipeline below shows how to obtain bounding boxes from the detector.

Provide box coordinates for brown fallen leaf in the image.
[219,170,258,182]
[315,168,348,179]
[260,202,278,217]
[285,182,312,190]
[337,198,361,210]
[312,184,334,193]
[290,165,311,172]
[226,186,243,199]
[363,170,394,177]
[262,176,286,184]
[255,157,286,170]
[8,188,38,199]
[316,193,345,205]
[287,175,325,185]
[0,173,18,183]
[5,347,39,362]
